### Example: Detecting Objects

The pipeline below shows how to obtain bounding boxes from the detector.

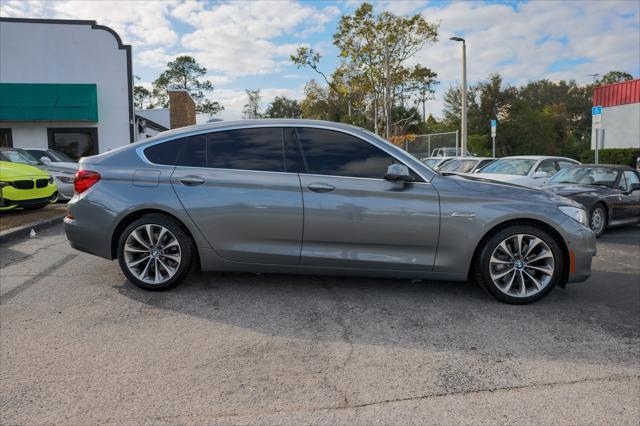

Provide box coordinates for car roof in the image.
[499,155,577,161]
[144,119,368,142]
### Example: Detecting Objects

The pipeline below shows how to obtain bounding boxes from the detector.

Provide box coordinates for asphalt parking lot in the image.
[1,224,638,425]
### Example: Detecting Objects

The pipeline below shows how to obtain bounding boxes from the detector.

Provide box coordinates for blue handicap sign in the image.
[490,119,496,127]
[592,106,602,115]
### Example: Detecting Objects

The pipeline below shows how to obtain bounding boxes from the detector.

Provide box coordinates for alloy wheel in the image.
[489,233,555,298]
[123,224,182,285]
[590,207,605,235]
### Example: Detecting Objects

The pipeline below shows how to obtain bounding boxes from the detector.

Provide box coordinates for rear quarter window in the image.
[144,134,207,167]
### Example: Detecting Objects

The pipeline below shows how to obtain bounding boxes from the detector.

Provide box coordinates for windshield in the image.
[479,158,536,176]
[549,167,618,187]
[0,149,42,165]
[49,149,75,162]
[422,158,441,168]
[439,159,478,173]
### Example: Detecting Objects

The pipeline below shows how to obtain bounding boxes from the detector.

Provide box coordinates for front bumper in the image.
[0,184,58,209]
[560,217,596,283]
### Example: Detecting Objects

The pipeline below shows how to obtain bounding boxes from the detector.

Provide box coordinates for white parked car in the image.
[474,156,580,188]
[420,157,456,170]
[23,148,78,200]
[438,157,495,174]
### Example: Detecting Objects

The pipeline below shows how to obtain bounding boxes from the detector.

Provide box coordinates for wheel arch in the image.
[110,208,200,263]
[468,218,570,285]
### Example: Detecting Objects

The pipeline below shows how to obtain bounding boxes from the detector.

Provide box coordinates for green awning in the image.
[0,83,98,122]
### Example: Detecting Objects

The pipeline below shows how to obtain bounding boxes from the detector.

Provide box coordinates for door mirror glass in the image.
[384,164,413,182]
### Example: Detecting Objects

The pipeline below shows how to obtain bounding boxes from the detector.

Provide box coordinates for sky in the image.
[1,0,639,121]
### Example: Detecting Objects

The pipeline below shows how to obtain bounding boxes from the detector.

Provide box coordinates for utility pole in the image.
[450,37,467,156]
[385,38,392,140]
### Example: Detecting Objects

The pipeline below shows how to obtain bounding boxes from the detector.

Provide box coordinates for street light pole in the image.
[450,36,467,157]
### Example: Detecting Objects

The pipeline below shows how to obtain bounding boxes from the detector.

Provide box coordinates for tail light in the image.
[74,170,101,193]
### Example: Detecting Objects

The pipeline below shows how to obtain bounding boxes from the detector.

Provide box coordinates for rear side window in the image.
[144,135,207,167]
[207,128,284,172]
[295,128,396,179]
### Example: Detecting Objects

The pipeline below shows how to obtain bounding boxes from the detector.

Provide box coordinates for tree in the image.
[596,71,633,86]
[242,89,262,119]
[333,2,438,137]
[292,2,439,137]
[265,96,302,118]
[300,80,330,120]
[133,85,153,109]
[152,56,224,117]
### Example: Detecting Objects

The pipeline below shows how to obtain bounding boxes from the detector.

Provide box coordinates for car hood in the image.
[0,161,49,179]
[544,183,612,196]
[447,173,582,208]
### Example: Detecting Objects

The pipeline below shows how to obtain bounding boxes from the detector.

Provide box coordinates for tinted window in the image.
[144,138,184,165]
[296,128,396,179]
[283,127,306,173]
[177,134,207,167]
[207,128,284,172]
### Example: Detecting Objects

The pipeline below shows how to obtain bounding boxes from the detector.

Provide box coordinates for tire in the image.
[589,203,607,238]
[117,213,194,291]
[474,224,564,304]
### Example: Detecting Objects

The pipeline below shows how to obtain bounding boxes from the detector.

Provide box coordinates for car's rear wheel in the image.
[117,214,194,291]
[475,225,564,304]
[589,204,607,238]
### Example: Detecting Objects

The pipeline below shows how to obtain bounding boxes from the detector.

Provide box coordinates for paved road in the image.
[1,224,638,425]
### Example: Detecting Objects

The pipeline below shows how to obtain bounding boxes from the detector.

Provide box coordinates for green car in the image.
[0,161,58,211]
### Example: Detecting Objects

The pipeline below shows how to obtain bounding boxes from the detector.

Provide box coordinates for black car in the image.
[545,164,640,237]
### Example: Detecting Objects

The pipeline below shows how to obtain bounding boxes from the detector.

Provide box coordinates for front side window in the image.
[536,159,559,175]
[480,159,536,176]
[47,128,98,161]
[622,171,640,191]
[295,128,396,179]
[207,128,284,172]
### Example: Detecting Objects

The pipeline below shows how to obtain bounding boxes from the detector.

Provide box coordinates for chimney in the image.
[168,89,196,129]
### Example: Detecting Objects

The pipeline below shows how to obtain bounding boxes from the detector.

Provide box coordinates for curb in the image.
[0,215,65,245]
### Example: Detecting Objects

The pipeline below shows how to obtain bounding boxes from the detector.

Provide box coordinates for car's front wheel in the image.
[589,204,607,238]
[475,225,564,304]
[117,214,194,291]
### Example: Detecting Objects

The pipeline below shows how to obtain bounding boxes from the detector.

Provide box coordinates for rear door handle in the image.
[179,176,205,186]
[307,183,336,193]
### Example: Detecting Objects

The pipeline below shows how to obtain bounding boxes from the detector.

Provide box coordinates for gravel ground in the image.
[1,224,638,425]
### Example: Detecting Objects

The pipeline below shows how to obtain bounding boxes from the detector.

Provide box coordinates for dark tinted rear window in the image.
[144,138,183,165]
[207,128,284,172]
[296,128,396,179]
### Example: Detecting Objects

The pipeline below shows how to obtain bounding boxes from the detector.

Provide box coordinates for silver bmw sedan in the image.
[64,120,595,304]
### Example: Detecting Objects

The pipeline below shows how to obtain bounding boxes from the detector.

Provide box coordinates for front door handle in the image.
[179,176,205,186]
[307,183,336,193]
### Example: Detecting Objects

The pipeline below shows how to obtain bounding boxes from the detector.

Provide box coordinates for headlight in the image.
[559,205,588,227]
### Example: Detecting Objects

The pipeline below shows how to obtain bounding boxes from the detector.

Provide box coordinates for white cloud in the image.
[174,1,339,75]
[414,0,640,118]
[0,0,179,47]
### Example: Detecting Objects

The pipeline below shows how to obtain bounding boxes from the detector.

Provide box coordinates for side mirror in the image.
[630,183,640,192]
[40,157,52,165]
[384,164,414,182]
[533,171,549,179]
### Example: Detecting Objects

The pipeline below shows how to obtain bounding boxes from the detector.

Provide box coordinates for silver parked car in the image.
[65,120,595,304]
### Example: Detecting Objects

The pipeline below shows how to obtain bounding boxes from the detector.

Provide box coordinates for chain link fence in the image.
[403,131,459,159]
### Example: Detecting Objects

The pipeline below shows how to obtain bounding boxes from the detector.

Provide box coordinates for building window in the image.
[47,128,98,161]
[0,129,13,148]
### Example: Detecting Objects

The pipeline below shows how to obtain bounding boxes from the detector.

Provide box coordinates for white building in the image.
[0,18,133,159]
[591,79,640,150]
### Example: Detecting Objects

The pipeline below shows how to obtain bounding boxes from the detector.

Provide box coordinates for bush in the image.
[579,148,640,166]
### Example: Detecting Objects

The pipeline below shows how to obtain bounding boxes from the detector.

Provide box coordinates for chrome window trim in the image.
[135,123,434,183]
